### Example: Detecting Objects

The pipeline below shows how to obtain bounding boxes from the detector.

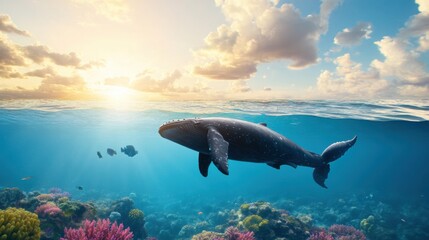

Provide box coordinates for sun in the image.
[100,86,138,109]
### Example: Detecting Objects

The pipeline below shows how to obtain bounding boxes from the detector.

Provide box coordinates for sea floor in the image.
[1,187,428,240]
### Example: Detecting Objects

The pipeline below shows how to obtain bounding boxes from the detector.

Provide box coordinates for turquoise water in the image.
[1,100,429,239]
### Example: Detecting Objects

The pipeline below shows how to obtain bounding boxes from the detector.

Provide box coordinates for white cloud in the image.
[371,37,428,85]
[0,15,30,36]
[319,0,429,99]
[334,22,372,46]
[317,54,389,97]
[230,80,251,93]
[72,0,130,22]
[130,70,190,93]
[0,73,92,100]
[399,0,429,41]
[26,67,55,78]
[194,0,341,80]
[418,33,429,51]
[23,45,81,67]
[0,34,26,66]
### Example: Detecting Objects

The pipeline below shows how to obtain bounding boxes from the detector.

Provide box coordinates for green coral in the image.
[0,207,41,240]
[240,203,250,214]
[360,215,375,235]
[58,201,80,217]
[128,208,144,220]
[242,214,269,233]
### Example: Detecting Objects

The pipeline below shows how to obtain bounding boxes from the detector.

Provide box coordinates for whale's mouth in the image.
[159,118,200,139]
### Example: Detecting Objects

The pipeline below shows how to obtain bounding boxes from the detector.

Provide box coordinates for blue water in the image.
[1,100,429,238]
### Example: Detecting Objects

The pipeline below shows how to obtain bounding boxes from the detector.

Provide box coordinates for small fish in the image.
[107,148,117,156]
[21,176,32,181]
[401,218,406,223]
[97,151,102,158]
[198,211,203,215]
[121,145,138,157]
[76,186,83,190]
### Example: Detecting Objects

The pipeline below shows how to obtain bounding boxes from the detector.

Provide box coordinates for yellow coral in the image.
[242,214,268,233]
[128,208,144,220]
[0,208,40,240]
[240,203,250,212]
[58,197,69,204]
[35,194,53,202]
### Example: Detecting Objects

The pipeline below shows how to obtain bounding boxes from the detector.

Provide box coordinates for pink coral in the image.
[35,202,62,217]
[328,225,366,240]
[61,219,133,240]
[308,231,335,240]
[224,227,255,240]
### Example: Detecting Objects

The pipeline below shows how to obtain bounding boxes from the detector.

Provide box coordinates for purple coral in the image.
[328,225,366,240]
[308,231,334,240]
[224,226,255,240]
[49,187,71,199]
[61,219,133,240]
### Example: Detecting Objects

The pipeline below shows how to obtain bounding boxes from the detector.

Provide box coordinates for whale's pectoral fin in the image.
[198,153,211,177]
[313,164,330,189]
[207,128,229,175]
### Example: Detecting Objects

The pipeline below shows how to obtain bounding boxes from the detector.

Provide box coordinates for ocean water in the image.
[1,99,429,239]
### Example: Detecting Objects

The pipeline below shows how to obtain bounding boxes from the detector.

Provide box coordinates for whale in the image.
[158,117,357,188]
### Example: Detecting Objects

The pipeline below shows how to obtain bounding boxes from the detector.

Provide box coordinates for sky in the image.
[0,0,428,101]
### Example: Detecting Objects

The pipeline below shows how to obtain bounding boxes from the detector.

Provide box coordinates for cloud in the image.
[104,76,129,87]
[319,0,429,98]
[26,67,55,78]
[0,34,26,66]
[193,0,341,80]
[0,73,92,100]
[0,15,30,36]
[23,45,81,67]
[230,80,251,93]
[371,37,428,85]
[318,37,429,98]
[418,32,429,51]
[0,65,22,78]
[130,70,190,93]
[399,0,429,43]
[317,54,389,97]
[194,61,257,80]
[72,0,130,22]
[334,22,372,46]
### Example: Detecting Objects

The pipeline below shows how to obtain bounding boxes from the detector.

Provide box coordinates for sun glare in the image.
[101,86,137,109]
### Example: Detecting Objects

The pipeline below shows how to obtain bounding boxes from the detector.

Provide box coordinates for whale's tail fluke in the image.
[313,136,357,188]
[321,136,357,163]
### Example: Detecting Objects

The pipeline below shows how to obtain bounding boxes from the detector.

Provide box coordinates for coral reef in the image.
[61,219,133,240]
[191,226,254,240]
[235,202,310,240]
[308,231,334,240]
[328,224,366,240]
[1,186,427,240]
[241,215,269,234]
[191,230,224,240]
[224,226,255,240]
[0,188,25,209]
[36,202,63,217]
[125,209,147,240]
[0,207,41,240]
